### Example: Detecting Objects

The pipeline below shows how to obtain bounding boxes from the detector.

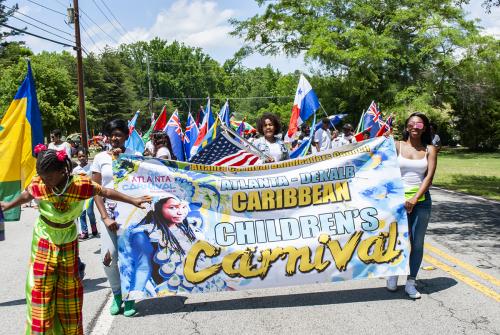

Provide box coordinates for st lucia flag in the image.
[0,62,44,221]
[190,117,220,159]
[183,112,198,161]
[286,74,320,139]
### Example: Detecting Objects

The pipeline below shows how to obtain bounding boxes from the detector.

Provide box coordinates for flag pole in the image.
[319,103,338,131]
[220,121,272,161]
[356,108,366,133]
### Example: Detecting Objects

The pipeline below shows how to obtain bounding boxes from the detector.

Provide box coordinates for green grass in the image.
[433,148,500,201]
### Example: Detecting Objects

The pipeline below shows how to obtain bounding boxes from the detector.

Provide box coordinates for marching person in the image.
[430,122,442,152]
[151,131,175,160]
[91,119,144,317]
[314,118,332,153]
[0,148,150,335]
[254,113,289,163]
[386,112,437,299]
[332,123,356,148]
[48,129,72,158]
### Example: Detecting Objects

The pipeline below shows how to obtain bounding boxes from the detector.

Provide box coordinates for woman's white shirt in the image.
[91,148,141,188]
[155,146,171,159]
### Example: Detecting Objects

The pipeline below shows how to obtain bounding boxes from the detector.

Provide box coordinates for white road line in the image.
[431,186,500,205]
[88,293,114,335]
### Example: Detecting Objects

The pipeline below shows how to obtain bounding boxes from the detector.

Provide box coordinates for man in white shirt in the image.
[430,123,441,152]
[48,129,72,157]
[332,123,357,148]
[314,118,332,153]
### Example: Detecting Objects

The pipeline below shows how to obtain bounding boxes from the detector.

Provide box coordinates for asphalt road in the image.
[1,188,498,335]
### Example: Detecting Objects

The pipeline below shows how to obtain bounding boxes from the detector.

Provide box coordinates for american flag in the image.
[189,132,260,167]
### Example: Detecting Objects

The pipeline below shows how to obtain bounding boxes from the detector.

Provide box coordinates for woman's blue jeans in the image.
[79,198,96,234]
[408,192,432,279]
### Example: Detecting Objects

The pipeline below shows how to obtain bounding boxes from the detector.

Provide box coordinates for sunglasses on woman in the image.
[407,122,424,129]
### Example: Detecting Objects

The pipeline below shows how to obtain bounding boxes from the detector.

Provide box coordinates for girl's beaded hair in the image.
[36,149,73,176]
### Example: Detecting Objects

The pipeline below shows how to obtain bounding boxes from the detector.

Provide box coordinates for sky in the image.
[3,0,500,73]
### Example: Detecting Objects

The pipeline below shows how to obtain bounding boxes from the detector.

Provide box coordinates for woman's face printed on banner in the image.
[161,197,188,226]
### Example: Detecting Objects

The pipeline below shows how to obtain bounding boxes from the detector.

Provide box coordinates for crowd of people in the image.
[0,110,439,333]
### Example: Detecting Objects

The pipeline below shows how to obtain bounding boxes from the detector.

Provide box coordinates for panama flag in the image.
[165,110,185,161]
[191,98,214,154]
[286,74,320,139]
[0,62,44,221]
[183,112,198,160]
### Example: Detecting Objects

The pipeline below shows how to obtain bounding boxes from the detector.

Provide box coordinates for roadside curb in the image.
[431,186,500,205]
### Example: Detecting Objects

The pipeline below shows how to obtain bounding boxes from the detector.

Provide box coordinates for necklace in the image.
[52,175,70,197]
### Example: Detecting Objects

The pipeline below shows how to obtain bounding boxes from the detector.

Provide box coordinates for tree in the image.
[231,0,479,119]
[0,1,22,52]
[455,0,500,13]
[448,36,500,150]
[118,38,228,125]
[0,52,78,133]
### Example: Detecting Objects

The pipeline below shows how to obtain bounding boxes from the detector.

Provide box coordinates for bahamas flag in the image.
[0,62,44,221]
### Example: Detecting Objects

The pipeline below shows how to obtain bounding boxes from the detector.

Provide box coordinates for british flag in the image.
[361,101,385,138]
[189,132,260,167]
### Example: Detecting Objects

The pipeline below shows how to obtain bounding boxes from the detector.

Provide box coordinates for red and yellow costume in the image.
[25,175,102,335]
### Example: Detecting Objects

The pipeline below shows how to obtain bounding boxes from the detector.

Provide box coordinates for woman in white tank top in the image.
[386,112,437,299]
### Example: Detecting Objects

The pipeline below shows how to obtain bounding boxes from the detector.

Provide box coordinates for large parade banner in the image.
[114,136,409,299]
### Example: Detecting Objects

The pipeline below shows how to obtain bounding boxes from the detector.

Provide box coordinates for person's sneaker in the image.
[386,276,398,292]
[110,294,123,315]
[405,279,421,299]
[79,233,89,240]
[123,300,137,317]
[91,230,99,237]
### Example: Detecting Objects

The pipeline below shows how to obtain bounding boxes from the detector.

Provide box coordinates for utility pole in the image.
[69,0,88,150]
[146,55,153,116]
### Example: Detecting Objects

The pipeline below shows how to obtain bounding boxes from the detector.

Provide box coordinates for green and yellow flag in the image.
[0,62,44,221]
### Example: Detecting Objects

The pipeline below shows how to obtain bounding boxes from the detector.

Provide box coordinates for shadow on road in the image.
[82,277,108,293]
[0,298,25,307]
[429,199,500,242]
[0,277,109,307]
[135,277,457,316]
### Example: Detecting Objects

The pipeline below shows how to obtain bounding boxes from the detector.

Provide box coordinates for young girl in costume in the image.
[0,148,150,334]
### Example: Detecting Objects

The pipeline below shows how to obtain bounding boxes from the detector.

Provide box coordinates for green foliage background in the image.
[0,0,498,150]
